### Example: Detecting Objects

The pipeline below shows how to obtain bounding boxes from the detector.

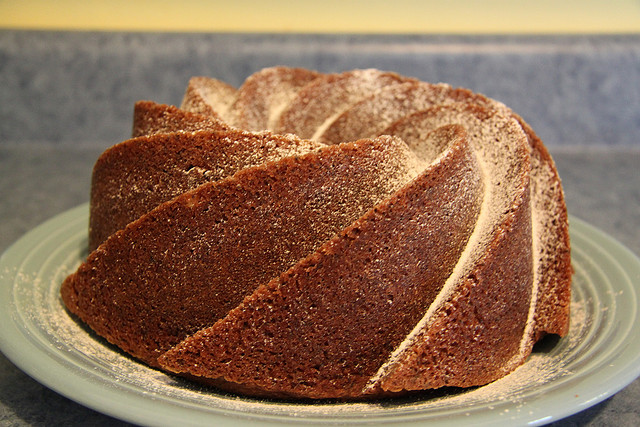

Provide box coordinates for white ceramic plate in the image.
[1,204,640,426]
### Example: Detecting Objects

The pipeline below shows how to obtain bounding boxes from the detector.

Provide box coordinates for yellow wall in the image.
[1,0,639,33]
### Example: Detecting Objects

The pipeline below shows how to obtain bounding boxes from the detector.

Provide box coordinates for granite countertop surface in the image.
[1,31,639,426]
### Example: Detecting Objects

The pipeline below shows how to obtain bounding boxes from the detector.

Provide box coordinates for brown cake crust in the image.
[89,129,324,251]
[63,136,421,367]
[159,126,485,399]
[131,100,230,137]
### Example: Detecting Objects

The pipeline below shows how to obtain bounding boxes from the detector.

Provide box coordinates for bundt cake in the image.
[61,66,572,400]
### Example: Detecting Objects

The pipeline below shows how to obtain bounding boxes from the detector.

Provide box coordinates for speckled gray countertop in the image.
[1,31,639,426]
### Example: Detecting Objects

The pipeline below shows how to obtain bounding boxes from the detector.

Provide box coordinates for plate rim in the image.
[1,204,640,426]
